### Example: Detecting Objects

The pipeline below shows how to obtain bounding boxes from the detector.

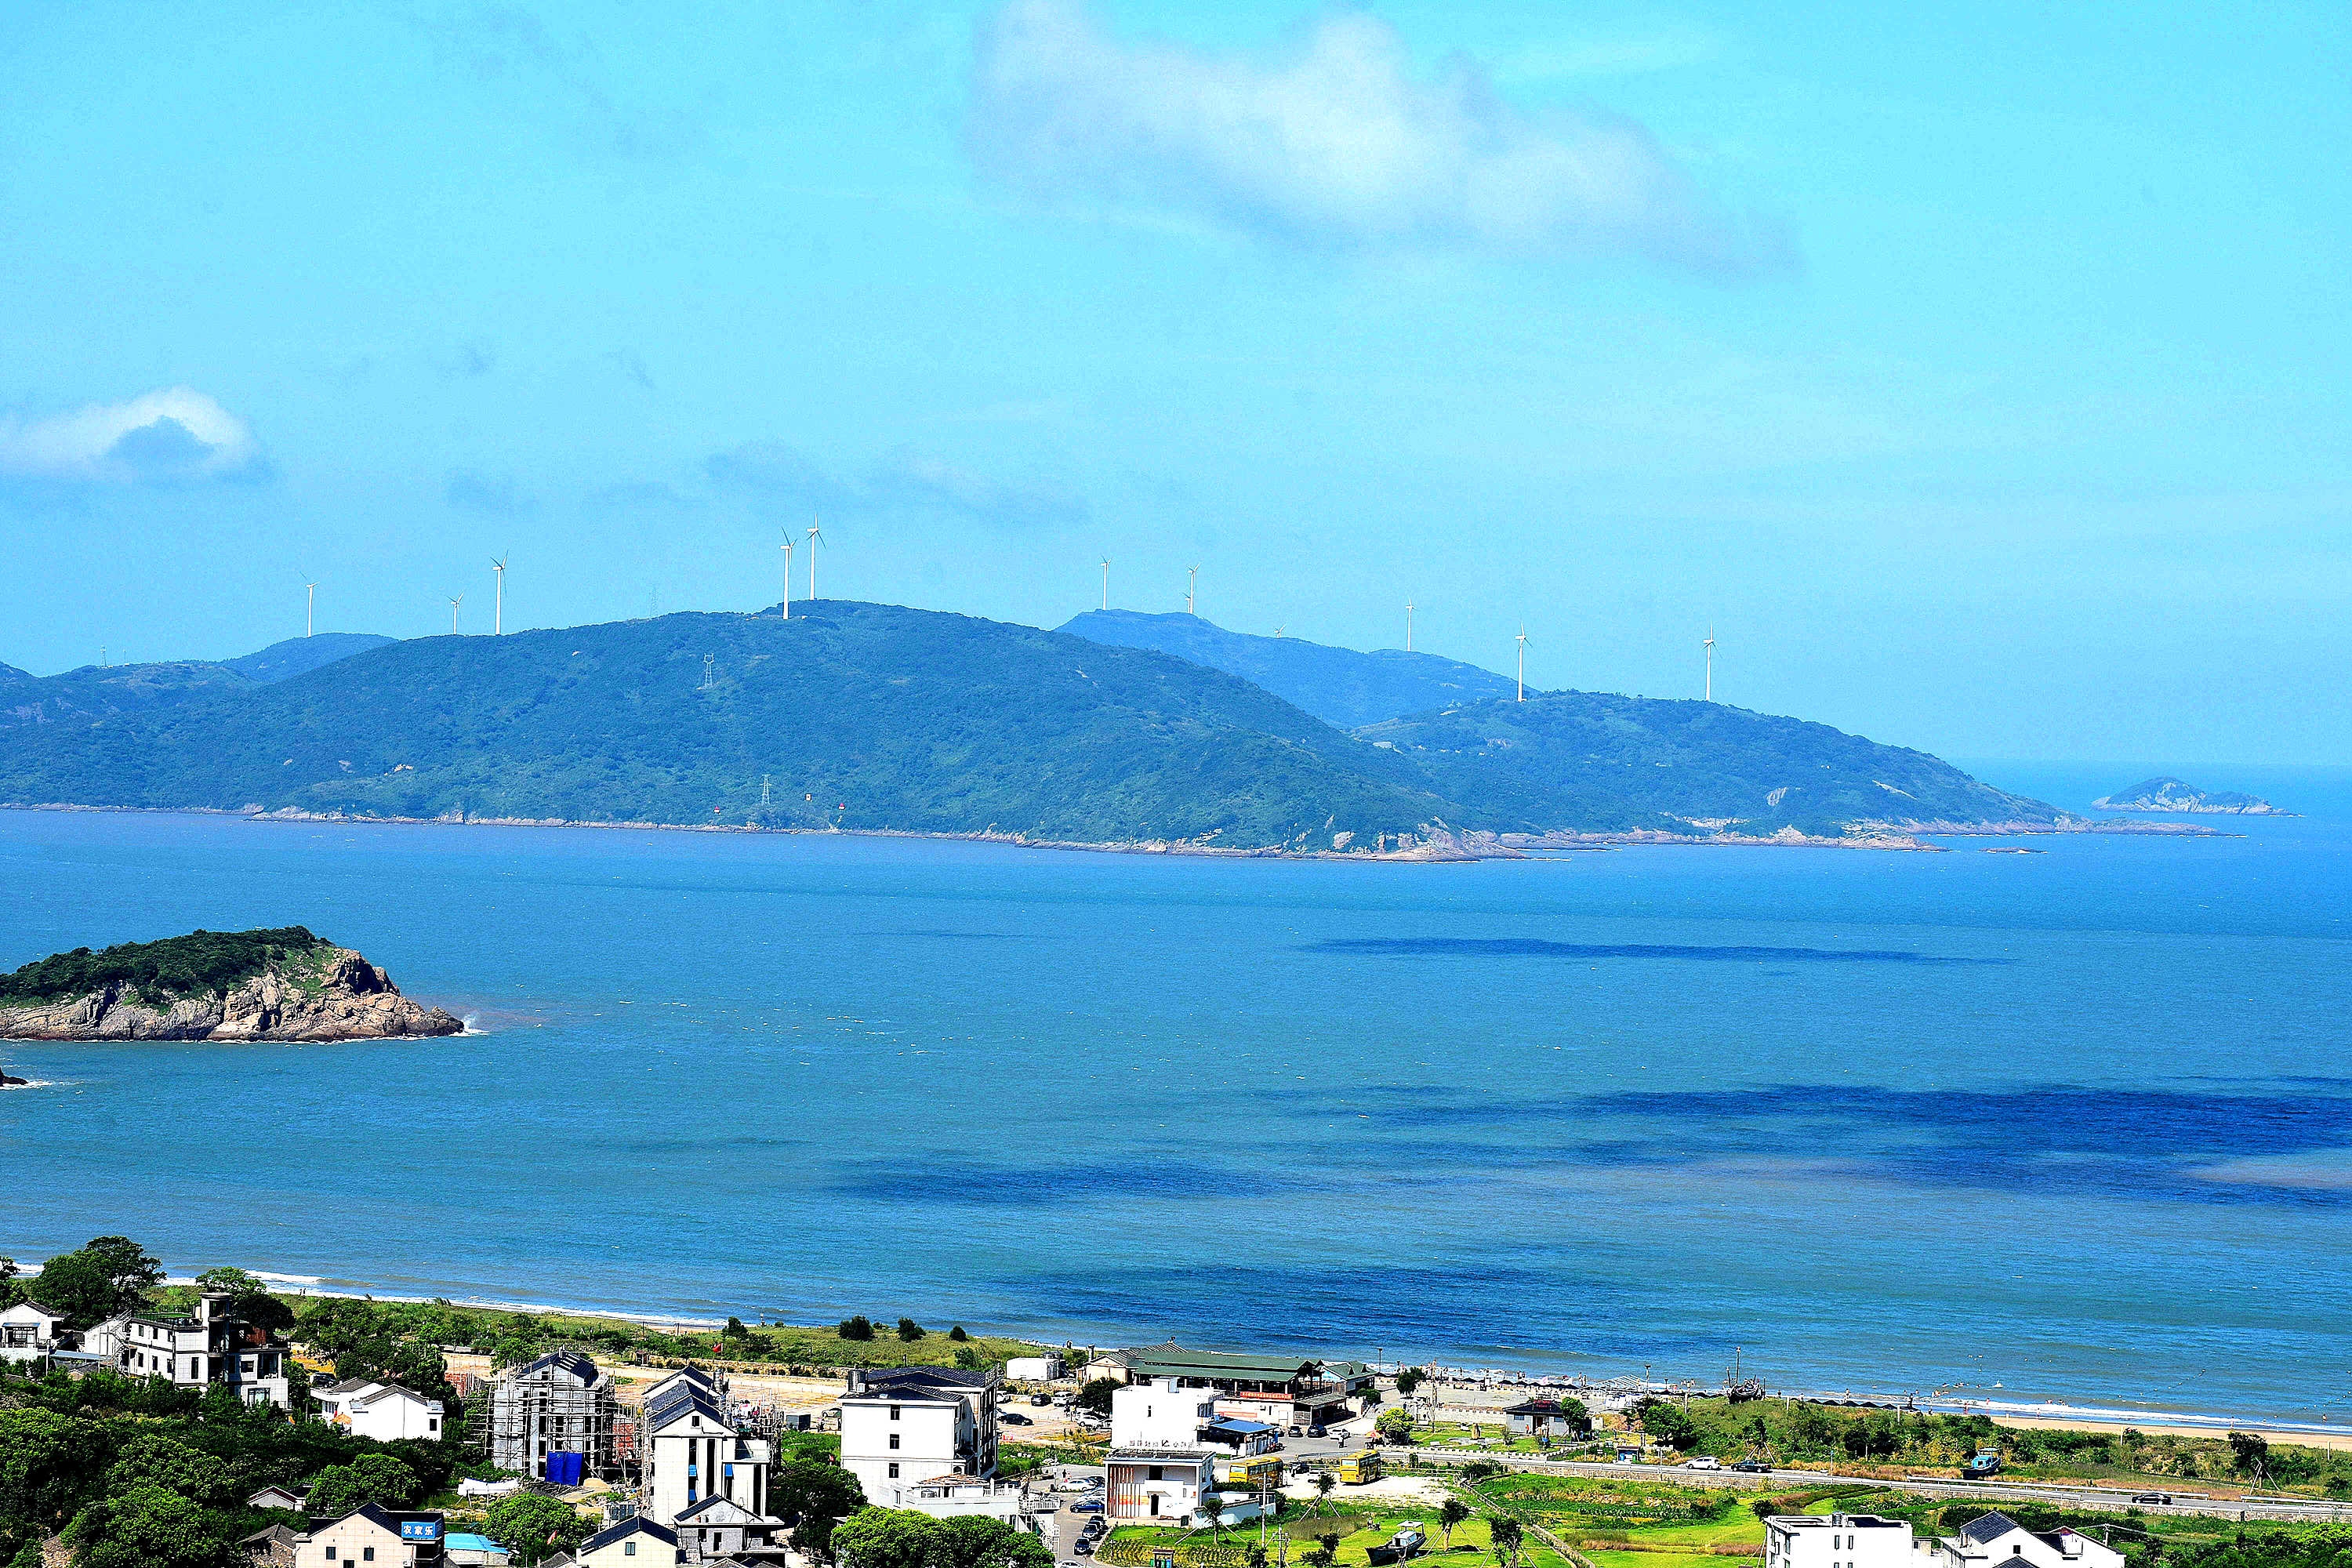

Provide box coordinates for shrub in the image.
[839,1316,876,1341]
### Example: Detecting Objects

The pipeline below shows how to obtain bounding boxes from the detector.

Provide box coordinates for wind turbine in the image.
[1704,625,1715,702]
[448,594,464,634]
[1515,626,1530,701]
[779,529,793,619]
[806,519,822,602]
[304,579,318,638]
[1186,566,1198,616]
[491,555,507,636]
[1100,559,1110,612]
[1405,601,1414,652]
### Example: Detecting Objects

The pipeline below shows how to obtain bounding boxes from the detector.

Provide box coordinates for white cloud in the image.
[967,0,1784,275]
[0,387,266,484]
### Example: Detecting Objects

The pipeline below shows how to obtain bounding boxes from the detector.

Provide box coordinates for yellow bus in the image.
[1218,1454,1284,1490]
[1335,1451,1384,1485]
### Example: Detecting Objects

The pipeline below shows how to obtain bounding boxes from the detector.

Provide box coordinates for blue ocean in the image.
[4,762,2348,1425]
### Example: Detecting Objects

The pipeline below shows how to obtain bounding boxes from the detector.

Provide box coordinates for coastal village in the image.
[5,1258,2351,1568]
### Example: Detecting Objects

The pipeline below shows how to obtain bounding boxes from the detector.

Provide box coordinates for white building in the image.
[316,1379,447,1443]
[85,1293,291,1407]
[1005,1356,1063,1383]
[1112,1377,1214,1449]
[639,1367,776,1526]
[1932,1515,2126,1568]
[576,1516,677,1568]
[1764,1514,1914,1568]
[1103,1449,1215,1525]
[0,1300,68,1365]
[289,1505,447,1568]
[891,1475,1033,1529]
[839,1367,1000,1508]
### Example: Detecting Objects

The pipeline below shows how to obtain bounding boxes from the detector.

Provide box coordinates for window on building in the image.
[890,1406,901,1420]
[326,1550,336,1562]
[888,1464,899,1479]
[365,1550,376,1562]
[1149,1467,1163,1481]
[887,1435,899,1450]
[624,1544,636,1558]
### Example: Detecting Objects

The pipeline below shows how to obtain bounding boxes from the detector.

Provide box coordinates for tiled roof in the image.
[581,1518,678,1555]
[1960,1515,2019,1546]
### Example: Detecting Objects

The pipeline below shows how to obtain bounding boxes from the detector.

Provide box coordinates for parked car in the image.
[1073,1541,1094,1556]
[1033,1395,1054,1406]
[1004,1412,1033,1425]
[1308,1426,1329,1439]
[1072,1501,1104,1514]
[1288,1425,1304,1437]
[1730,1461,1771,1474]
[1683,1457,1722,1471]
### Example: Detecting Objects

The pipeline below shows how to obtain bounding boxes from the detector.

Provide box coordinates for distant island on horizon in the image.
[0,601,2195,855]
[2091,777,2288,815]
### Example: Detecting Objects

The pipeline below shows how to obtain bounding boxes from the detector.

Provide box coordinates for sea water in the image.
[2,763,2347,1424]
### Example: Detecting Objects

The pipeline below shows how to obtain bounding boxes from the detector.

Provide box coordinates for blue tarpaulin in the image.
[544,1452,585,1486]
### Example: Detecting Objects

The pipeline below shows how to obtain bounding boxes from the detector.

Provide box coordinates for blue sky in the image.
[2,0,2346,764]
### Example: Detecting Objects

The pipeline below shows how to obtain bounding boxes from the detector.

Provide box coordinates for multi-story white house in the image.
[85,1292,291,1407]
[1112,1377,1215,1449]
[638,1367,776,1526]
[839,1367,1000,1508]
[0,1299,68,1366]
[1763,1514,1914,1568]
[1931,1514,2125,1568]
[317,1379,447,1443]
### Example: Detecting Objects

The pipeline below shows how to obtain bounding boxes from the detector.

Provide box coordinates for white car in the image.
[1683,1457,1722,1471]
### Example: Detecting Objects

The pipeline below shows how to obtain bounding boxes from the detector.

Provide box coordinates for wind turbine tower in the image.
[806,520,822,602]
[491,555,507,635]
[1405,601,1414,652]
[1515,625,1530,701]
[1186,565,1197,616]
[1704,625,1716,702]
[304,580,317,638]
[1101,559,1110,611]
[780,529,793,619]
[449,594,464,634]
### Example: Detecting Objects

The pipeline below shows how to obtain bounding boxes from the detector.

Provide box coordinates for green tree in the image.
[1490,1519,1524,1568]
[897,1318,926,1342]
[771,1460,866,1528]
[1394,1369,1423,1397]
[832,1507,949,1568]
[1247,1546,1269,1568]
[1439,1499,1470,1549]
[1751,1501,1780,1522]
[0,1408,113,1530]
[839,1316,877,1342]
[948,1326,969,1343]
[107,1436,234,1508]
[724,1317,750,1340]
[1375,1406,1415,1444]
[305,1454,420,1516]
[1075,1378,1118,1417]
[938,1516,1052,1568]
[2228,1433,2270,1476]
[1313,1472,1336,1515]
[30,1237,164,1331]
[483,1494,590,1566]
[64,1485,231,1568]
[954,1347,984,1371]
[1635,1400,1697,1452]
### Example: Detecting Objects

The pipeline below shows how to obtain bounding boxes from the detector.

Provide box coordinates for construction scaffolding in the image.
[478,1348,621,1480]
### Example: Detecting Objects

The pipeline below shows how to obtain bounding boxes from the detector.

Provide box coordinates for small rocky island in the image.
[0,926,462,1041]
[2092,777,2287,815]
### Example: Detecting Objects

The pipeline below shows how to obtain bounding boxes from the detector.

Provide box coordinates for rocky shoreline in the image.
[0,800,2223,861]
[0,938,463,1042]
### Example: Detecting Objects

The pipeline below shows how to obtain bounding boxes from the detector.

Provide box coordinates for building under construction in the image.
[484,1349,619,1481]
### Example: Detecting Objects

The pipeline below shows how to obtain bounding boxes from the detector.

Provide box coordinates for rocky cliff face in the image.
[0,948,462,1041]
[2092,777,2284,815]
